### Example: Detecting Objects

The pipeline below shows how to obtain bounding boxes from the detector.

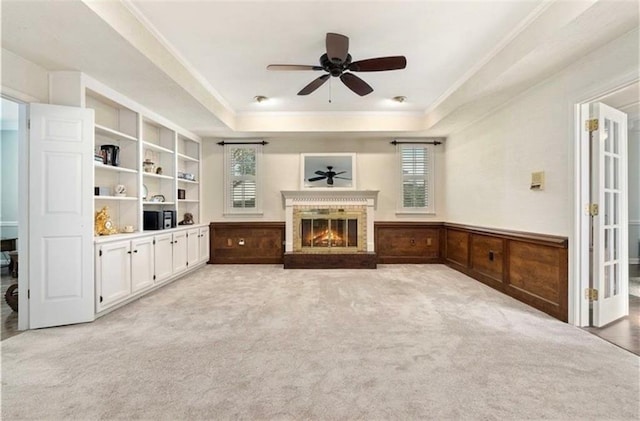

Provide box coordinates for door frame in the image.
[573,77,638,327]
[1,92,31,330]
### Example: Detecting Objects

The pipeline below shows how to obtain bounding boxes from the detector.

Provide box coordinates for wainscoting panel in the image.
[375,222,442,263]
[444,224,568,322]
[209,222,285,264]
[470,234,505,287]
[445,229,469,268]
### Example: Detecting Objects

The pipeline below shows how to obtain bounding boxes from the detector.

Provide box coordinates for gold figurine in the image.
[95,206,118,236]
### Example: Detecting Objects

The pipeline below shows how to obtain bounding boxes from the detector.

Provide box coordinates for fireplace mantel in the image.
[281,190,379,253]
[281,190,379,207]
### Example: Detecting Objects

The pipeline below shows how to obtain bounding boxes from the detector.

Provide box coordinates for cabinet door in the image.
[154,233,173,284]
[172,231,188,274]
[131,237,154,293]
[199,227,210,263]
[96,241,131,311]
[187,228,199,268]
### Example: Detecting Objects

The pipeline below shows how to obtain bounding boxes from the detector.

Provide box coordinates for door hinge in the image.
[100,295,103,303]
[27,119,31,130]
[585,288,599,301]
[28,289,30,299]
[585,118,599,132]
[99,249,102,257]
[588,203,599,216]
[153,239,156,245]
[153,275,156,280]
[186,261,189,266]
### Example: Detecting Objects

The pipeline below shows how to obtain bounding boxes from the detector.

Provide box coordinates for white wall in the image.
[1,130,19,238]
[201,136,446,223]
[1,48,49,102]
[444,29,639,236]
[629,126,640,263]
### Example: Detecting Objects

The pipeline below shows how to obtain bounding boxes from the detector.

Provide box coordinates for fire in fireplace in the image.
[299,209,359,250]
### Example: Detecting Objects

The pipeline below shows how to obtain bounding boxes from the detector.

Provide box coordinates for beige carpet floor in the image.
[1,264,639,420]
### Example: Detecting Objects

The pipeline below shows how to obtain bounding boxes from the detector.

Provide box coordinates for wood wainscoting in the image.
[444,223,568,322]
[375,222,443,264]
[209,222,285,264]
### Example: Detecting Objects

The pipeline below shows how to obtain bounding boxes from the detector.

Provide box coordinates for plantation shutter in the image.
[399,144,434,212]
[224,144,261,213]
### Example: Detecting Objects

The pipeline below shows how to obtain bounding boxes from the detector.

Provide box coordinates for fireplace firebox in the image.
[300,209,360,250]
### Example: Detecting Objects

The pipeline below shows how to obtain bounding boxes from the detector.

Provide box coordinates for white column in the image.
[285,198,294,252]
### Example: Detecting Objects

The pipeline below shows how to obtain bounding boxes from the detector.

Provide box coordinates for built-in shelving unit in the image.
[176,134,201,224]
[50,72,203,236]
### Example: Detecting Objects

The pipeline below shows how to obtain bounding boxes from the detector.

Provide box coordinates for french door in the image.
[589,102,629,327]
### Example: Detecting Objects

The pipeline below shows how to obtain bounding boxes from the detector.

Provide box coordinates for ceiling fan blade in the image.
[334,176,352,180]
[326,33,349,63]
[333,171,346,175]
[314,170,327,176]
[308,176,327,182]
[298,74,330,95]
[349,56,407,72]
[340,73,373,96]
[267,64,323,71]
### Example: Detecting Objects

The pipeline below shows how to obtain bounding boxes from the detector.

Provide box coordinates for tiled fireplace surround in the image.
[282,190,379,254]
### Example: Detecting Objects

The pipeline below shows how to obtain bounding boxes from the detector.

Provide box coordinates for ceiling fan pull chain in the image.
[328,78,332,103]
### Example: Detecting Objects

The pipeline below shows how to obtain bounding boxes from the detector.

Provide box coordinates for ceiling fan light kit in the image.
[268,32,407,97]
[393,96,407,103]
[254,95,268,103]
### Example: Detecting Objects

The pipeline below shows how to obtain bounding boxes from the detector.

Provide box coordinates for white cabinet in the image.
[187,228,199,268]
[154,233,174,284]
[199,227,210,263]
[172,230,188,274]
[131,236,155,293]
[96,236,156,312]
[96,241,131,311]
[95,225,207,314]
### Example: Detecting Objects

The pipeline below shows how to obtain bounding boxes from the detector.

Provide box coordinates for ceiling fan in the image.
[267,33,407,96]
[308,166,351,185]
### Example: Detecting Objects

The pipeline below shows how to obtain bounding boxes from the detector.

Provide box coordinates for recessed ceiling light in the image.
[392,96,407,103]
[254,95,268,103]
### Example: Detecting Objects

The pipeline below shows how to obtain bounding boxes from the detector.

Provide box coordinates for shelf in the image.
[178,199,199,203]
[177,153,199,163]
[177,178,199,184]
[142,141,173,154]
[94,162,138,174]
[143,201,176,205]
[94,195,138,201]
[95,124,137,142]
[143,172,174,181]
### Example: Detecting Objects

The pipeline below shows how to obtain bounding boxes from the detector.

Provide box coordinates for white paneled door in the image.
[590,102,629,327]
[29,103,95,328]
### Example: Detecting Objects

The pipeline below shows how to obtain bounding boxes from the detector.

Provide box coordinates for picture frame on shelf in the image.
[301,153,356,190]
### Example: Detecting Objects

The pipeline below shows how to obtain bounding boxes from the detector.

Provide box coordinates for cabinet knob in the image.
[134,250,138,253]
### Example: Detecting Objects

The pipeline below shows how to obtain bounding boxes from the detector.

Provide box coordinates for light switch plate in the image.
[531,171,544,190]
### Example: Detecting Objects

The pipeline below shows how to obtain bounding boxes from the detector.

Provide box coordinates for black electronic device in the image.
[163,210,176,229]
[100,144,120,166]
[143,211,163,230]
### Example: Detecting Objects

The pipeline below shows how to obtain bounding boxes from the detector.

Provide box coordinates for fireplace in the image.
[281,190,378,268]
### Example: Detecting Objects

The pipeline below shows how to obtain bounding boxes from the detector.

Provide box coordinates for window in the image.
[397,144,435,214]
[224,144,262,215]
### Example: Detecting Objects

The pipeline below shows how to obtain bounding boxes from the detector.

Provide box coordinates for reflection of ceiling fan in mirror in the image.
[267,32,407,96]
[308,166,351,186]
